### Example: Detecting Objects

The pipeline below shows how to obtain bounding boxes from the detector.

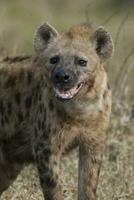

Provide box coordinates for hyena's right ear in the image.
[33,22,59,53]
[91,27,114,62]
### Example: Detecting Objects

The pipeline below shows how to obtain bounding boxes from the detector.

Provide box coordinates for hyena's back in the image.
[0,56,36,194]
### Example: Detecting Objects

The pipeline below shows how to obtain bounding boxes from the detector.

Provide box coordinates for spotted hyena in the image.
[0,23,113,200]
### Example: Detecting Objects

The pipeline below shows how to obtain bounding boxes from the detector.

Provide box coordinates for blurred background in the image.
[0,1,134,200]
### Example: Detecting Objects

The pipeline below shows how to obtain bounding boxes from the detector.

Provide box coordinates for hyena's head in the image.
[34,23,113,103]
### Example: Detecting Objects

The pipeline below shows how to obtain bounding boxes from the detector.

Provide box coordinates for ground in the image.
[1,112,134,200]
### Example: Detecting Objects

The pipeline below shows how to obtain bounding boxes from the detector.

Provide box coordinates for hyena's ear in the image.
[92,27,114,62]
[33,22,59,53]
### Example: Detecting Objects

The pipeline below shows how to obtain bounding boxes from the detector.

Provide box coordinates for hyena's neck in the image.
[53,73,108,121]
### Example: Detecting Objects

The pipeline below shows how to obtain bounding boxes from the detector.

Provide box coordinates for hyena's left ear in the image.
[92,27,114,62]
[33,22,59,53]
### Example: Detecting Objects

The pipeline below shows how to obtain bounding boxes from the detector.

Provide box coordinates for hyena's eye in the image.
[78,59,87,67]
[49,56,59,64]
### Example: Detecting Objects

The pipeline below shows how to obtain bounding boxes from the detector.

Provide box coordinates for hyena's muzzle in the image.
[51,67,84,100]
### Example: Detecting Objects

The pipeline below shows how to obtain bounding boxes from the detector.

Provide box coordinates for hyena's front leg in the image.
[34,139,63,200]
[78,137,105,200]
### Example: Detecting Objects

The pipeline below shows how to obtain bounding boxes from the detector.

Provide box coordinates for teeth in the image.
[54,82,83,99]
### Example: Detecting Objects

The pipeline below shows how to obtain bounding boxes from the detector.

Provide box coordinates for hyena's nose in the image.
[54,70,71,84]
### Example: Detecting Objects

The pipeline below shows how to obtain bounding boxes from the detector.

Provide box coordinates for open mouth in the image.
[53,82,84,100]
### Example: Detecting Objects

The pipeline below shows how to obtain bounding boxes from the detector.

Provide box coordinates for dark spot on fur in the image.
[38,120,41,130]
[34,128,38,137]
[87,78,95,91]
[103,89,107,99]
[58,144,61,149]
[18,112,23,123]
[7,101,12,116]
[44,156,49,162]
[33,84,40,103]
[53,161,57,165]
[1,118,4,127]
[25,96,32,110]
[4,115,9,124]
[36,83,40,91]
[27,71,32,85]
[6,77,16,88]
[43,146,51,155]
[41,121,45,130]
[34,141,45,155]
[47,123,51,134]
[52,128,56,134]
[39,103,44,112]
[38,163,48,175]
[33,92,38,104]
[38,93,42,101]
[55,174,58,179]
[15,92,21,105]
[56,108,66,119]
[93,187,97,195]
[107,83,110,90]
[44,109,46,122]
[19,69,25,81]
[49,100,54,111]
[0,101,4,115]
[43,128,49,139]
